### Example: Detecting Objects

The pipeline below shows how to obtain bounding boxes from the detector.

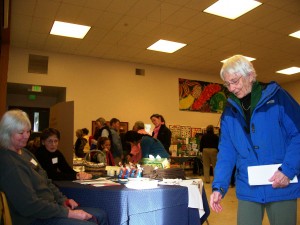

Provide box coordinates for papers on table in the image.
[125,179,158,189]
[248,164,298,186]
[73,178,120,186]
[158,178,183,185]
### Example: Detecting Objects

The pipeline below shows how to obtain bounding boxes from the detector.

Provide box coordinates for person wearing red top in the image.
[97,137,115,166]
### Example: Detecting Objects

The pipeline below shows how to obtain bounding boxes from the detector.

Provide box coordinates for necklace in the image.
[241,102,251,111]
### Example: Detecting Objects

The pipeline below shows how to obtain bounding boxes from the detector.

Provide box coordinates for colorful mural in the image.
[179,78,228,113]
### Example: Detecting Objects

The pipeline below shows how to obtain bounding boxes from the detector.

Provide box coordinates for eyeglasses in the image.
[45,139,59,144]
[223,76,242,88]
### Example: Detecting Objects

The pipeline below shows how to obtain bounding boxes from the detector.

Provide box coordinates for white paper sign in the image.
[248,164,298,186]
[52,157,58,164]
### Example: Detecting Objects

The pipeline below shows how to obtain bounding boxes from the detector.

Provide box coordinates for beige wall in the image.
[8,47,300,138]
[282,80,300,103]
[8,47,223,135]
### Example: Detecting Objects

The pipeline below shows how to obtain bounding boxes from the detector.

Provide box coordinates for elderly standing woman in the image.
[210,55,300,225]
[0,110,108,225]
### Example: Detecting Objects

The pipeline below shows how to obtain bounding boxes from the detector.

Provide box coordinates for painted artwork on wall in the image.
[179,78,228,113]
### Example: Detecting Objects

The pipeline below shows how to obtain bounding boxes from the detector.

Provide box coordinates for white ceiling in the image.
[10,0,300,84]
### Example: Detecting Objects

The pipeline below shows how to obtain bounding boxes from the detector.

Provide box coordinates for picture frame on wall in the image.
[91,121,129,136]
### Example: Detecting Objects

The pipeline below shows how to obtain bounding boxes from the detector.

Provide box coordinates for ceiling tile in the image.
[9,0,300,84]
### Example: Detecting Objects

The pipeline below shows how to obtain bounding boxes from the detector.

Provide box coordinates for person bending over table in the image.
[127,121,148,163]
[125,130,170,161]
[35,127,92,181]
[0,109,108,225]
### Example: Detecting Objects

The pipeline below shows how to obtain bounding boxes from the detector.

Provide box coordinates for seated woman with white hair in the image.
[0,109,108,225]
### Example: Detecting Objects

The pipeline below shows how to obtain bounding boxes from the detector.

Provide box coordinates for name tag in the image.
[52,157,58,164]
[30,158,38,166]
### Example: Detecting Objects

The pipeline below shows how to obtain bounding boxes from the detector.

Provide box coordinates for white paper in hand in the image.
[248,164,298,186]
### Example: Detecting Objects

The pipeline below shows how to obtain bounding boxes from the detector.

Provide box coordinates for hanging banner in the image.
[179,78,227,113]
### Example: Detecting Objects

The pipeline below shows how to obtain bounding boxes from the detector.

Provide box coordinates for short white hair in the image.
[0,109,31,149]
[220,55,257,81]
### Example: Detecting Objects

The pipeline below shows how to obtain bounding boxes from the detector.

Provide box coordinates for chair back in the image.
[0,192,12,225]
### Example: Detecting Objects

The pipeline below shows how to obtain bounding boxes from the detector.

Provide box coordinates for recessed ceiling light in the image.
[221,56,256,63]
[289,30,300,39]
[276,67,300,75]
[203,0,262,20]
[147,39,187,53]
[50,21,91,39]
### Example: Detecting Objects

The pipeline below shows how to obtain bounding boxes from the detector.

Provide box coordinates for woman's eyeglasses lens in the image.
[46,139,59,144]
[223,76,242,88]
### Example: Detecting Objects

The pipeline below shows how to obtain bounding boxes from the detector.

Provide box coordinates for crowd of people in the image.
[72,115,173,167]
[0,110,175,224]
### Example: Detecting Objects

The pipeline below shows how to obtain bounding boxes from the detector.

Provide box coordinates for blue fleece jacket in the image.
[213,81,300,203]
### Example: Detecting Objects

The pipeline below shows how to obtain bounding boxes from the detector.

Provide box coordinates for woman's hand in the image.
[76,172,92,180]
[68,209,92,220]
[210,191,223,213]
[269,170,290,188]
[64,199,78,209]
[91,139,97,145]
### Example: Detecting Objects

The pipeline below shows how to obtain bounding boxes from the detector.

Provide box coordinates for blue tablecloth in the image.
[54,180,208,225]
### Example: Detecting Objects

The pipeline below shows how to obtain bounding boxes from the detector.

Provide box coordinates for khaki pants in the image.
[238,199,297,225]
[202,148,218,183]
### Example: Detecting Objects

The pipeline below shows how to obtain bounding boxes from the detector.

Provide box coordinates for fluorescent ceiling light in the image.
[147,39,187,53]
[50,21,91,39]
[221,56,256,63]
[203,0,262,20]
[289,30,300,39]
[276,67,300,75]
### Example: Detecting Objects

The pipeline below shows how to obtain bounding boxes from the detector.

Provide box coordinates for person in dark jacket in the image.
[74,129,87,158]
[200,125,219,183]
[150,114,172,152]
[35,128,92,181]
[109,118,123,165]
[90,117,112,150]
[210,55,300,225]
[0,109,108,225]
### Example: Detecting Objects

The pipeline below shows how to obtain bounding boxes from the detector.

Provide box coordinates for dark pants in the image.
[238,199,297,225]
[193,157,203,175]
